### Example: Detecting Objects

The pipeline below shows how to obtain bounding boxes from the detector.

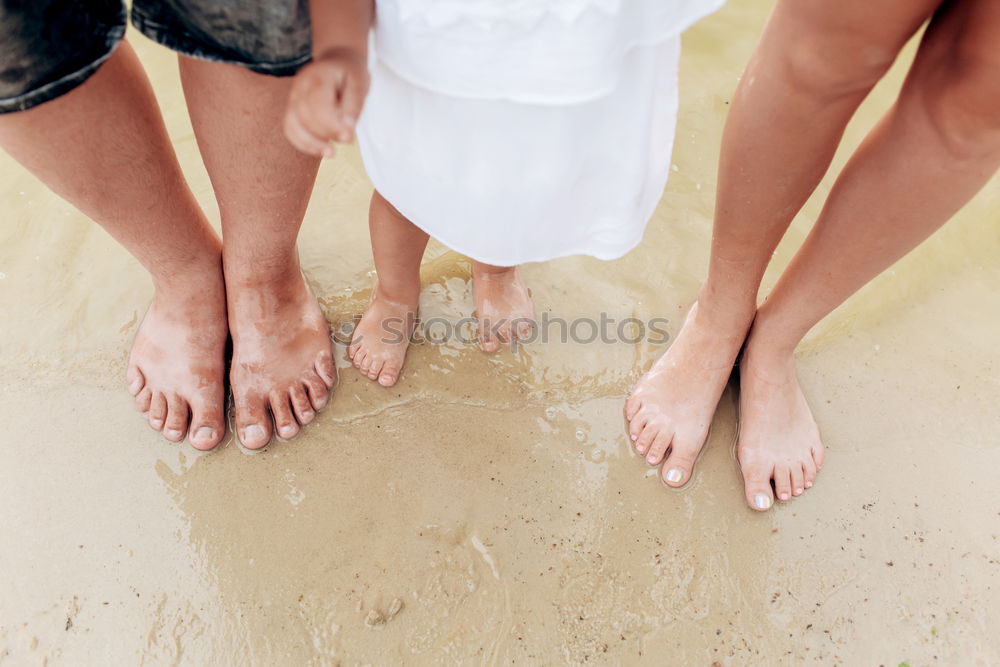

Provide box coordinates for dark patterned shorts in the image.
[0,0,311,114]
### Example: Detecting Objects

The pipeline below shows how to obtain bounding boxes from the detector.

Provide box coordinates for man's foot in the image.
[472,262,535,353]
[127,267,229,451]
[348,283,418,387]
[227,268,336,450]
[735,331,824,511]
[625,299,753,487]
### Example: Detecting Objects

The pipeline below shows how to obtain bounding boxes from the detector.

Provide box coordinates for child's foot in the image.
[625,298,754,487]
[348,283,418,387]
[127,262,229,451]
[472,262,535,353]
[227,266,336,449]
[735,330,824,511]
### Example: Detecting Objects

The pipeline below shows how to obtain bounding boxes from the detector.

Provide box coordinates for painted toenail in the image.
[646,454,658,463]
[805,481,813,488]
[779,493,790,501]
[754,494,772,510]
[164,428,182,439]
[795,488,803,495]
[665,468,684,484]
[193,427,215,443]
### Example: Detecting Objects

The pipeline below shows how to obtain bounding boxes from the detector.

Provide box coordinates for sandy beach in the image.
[1,1,999,664]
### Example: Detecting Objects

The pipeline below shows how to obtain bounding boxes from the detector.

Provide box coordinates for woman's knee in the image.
[763,0,930,100]
[921,55,1000,158]
[776,40,896,100]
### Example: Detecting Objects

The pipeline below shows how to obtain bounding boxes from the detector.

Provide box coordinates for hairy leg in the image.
[0,42,227,449]
[739,0,1000,509]
[348,190,427,387]
[626,0,940,487]
[178,57,335,449]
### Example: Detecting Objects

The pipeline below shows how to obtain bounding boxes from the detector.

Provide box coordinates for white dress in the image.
[357,0,725,266]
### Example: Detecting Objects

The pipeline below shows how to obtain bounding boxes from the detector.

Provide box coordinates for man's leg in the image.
[625,0,941,489]
[177,58,336,450]
[738,0,1000,509]
[0,42,228,449]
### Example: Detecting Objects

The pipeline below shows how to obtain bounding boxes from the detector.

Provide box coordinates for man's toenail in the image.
[151,418,163,428]
[244,424,265,442]
[665,468,684,484]
[279,425,296,437]
[164,428,182,439]
[754,494,772,510]
[193,427,216,443]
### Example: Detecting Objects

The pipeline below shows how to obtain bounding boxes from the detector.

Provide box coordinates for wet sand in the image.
[2,1,1000,664]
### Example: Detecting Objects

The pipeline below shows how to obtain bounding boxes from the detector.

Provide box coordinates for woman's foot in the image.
[348,283,418,387]
[227,265,336,450]
[625,298,754,487]
[472,262,535,353]
[127,260,229,451]
[735,328,824,511]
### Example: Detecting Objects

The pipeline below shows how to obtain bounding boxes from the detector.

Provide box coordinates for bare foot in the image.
[127,263,228,451]
[472,262,535,353]
[348,283,417,387]
[227,267,336,449]
[735,331,824,511]
[625,299,753,487]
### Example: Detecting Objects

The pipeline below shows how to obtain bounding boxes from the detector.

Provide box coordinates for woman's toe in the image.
[661,435,701,488]
[790,464,805,496]
[743,464,774,511]
[773,465,793,501]
[645,427,674,465]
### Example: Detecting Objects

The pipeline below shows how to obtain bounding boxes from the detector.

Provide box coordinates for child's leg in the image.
[739,0,1000,510]
[0,42,229,450]
[178,57,336,449]
[626,0,939,489]
[472,262,535,353]
[349,191,428,387]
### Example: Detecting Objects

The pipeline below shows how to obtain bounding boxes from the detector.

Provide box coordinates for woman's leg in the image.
[471,262,535,353]
[178,58,336,449]
[0,42,228,449]
[739,0,1000,509]
[348,190,428,387]
[626,0,940,488]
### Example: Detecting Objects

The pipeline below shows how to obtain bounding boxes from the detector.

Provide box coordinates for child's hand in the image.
[284,48,370,157]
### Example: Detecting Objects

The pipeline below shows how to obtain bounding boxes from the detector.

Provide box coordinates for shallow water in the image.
[2,1,1000,664]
